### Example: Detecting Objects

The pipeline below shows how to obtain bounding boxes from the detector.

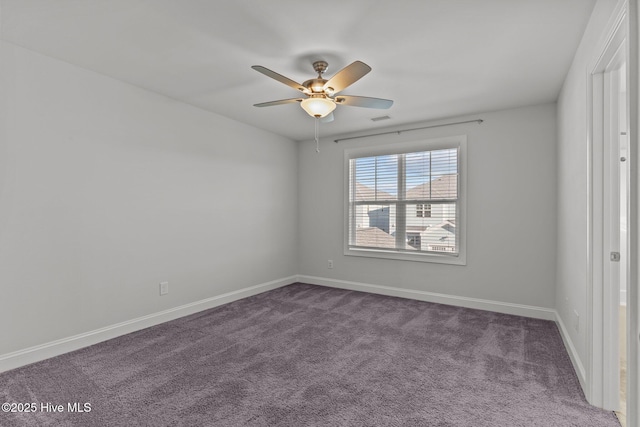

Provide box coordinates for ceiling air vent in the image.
[371,115,391,122]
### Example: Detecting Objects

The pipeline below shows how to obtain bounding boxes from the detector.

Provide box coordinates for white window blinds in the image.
[347,144,460,257]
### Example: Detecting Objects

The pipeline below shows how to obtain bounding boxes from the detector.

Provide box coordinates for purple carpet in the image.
[0,283,620,426]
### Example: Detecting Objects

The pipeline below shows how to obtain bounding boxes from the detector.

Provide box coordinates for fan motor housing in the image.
[302,78,328,94]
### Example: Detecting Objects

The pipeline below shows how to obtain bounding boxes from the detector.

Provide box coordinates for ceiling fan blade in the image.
[334,95,393,109]
[253,98,303,107]
[320,112,334,123]
[323,61,371,94]
[252,65,308,93]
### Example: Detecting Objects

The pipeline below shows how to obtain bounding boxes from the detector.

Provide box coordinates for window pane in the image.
[431,174,458,200]
[355,229,395,249]
[405,148,458,201]
[406,202,457,252]
[431,148,458,176]
[421,217,457,252]
[353,156,398,201]
[351,204,395,236]
[405,151,431,190]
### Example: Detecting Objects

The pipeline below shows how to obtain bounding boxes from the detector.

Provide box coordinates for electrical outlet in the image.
[160,282,169,296]
[328,260,334,269]
[573,310,579,332]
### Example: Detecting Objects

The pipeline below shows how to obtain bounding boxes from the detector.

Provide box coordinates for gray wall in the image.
[298,103,558,308]
[0,41,298,355]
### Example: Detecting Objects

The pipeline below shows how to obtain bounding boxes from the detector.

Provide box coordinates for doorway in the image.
[601,54,628,423]
[610,62,629,427]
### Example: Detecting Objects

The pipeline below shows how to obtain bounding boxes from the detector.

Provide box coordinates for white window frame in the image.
[343,135,467,265]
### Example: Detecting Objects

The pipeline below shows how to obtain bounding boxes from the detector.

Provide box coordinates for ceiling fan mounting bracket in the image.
[312,60,329,76]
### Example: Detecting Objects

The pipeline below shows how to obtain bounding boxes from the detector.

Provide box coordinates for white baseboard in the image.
[298,275,557,320]
[0,275,297,373]
[555,311,587,390]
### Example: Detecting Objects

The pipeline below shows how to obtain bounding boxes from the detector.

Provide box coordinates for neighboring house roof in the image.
[355,227,417,250]
[440,221,456,234]
[420,221,456,246]
[406,174,458,200]
[355,182,395,202]
[355,227,396,248]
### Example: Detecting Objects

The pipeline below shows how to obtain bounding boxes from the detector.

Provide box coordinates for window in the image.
[344,135,466,264]
[416,204,431,218]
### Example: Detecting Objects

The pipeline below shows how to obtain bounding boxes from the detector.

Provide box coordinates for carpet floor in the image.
[0,283,620,426]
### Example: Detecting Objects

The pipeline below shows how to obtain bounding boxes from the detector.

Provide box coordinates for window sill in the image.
[344,247,466,265]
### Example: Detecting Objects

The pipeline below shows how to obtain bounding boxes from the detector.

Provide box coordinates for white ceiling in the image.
[1,0,596,141]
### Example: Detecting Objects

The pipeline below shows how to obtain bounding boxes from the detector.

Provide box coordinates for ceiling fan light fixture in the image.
[252,60,392,122]
[300,97,336,118]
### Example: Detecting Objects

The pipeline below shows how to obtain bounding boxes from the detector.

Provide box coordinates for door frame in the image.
[586,0,629,412]
[627,1,639,426]
[602,42,626,411]
[587,3,639,426]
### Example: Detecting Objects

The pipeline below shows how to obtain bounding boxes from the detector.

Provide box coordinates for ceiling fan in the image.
[252,60,393,122]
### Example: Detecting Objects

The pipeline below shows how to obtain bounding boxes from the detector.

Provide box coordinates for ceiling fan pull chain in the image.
[315,117,320,153]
